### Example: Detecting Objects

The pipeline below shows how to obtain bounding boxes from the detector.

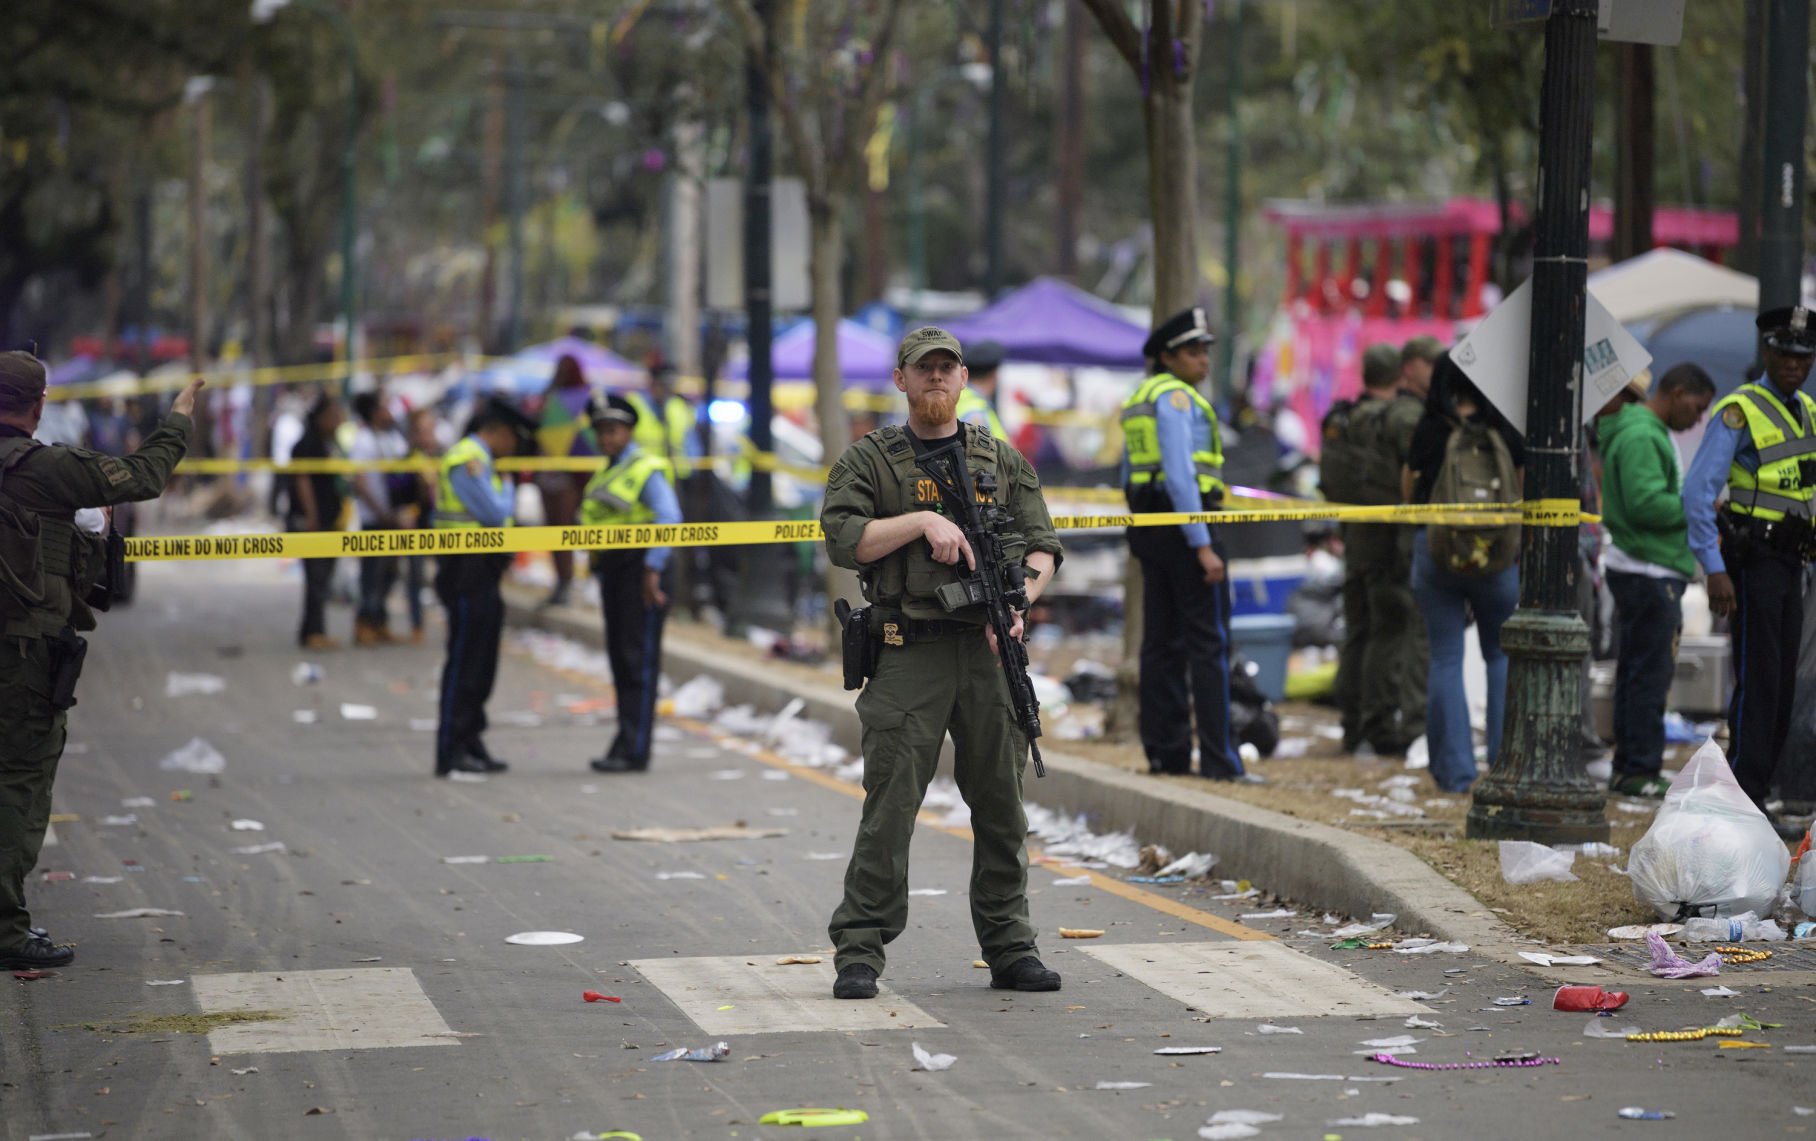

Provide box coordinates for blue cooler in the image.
[1230,613,1297,702]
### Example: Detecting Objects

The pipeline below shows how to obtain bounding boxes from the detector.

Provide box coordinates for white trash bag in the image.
[1629,739,1791,920]
[1796,847,1816,919]
[1498,840,1578,884]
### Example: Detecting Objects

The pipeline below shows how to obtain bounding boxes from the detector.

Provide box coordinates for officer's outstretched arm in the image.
[46,413,194,510]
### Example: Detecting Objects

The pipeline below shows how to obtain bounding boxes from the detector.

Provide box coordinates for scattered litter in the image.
[1645,931,1723,978]
[442,855,489,864]
[1027,804,1141,869]
[1198,1126,1260,1141]
[158,738,225,775]
[1394,988,1448,1001]
[1129,875,1185,885]
[804,852,845,860]
[912,1042,957,1072]
[99,815,138,827]
[169,791,192,802]
[1052,875,1092,886]
[351,957,381,963]
[1332,917,1396,939]
[290,662,322,686]
[93,908,184,919]
[230,1067,258,1076]
[28,1133,96,1141]
[1059,928,1105,939]
[495,855,552,864]
[80,876,122,884]
[1404,1016,1443,1030]
[231,842,286,855]
[1498,840,1578,884]
[1359,1035,1423,1049]
[1211,889,1261,900]
[1630,739,1790,920]
[1157,851,1217,879]
[1239,909,1298,920]
[292,710,318,725]
[1701,986,1740,997]
[757,1109,869,1127]
[165,672,225,697]
[504,931,583,945]
[1552,985,1629,1011]
[1393,940,1469,955]
[1257,1024,1303,1035]
[1330,1114,1420,1127]
[1207,1111,1283,1127]
[612,826,788,843]
[229,819,265,831]
[338,703,377,721]
[908,889,948,897]
[1094,1081,1152,1090]
[656,871,706,880]
[1617,1108,1675,1121]
[120,797,156,809]
[653,1041,730,1063]
[1582,1018,1642,1039]
[1519,952,1603,967]
[582,991,623,1003]
[671,675,726,718]
[775,955,822,965]
[1154,1046,1222,1055]
[1491,997,1531,1007]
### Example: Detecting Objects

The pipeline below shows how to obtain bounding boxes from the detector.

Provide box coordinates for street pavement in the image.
[4,557,1814,1141]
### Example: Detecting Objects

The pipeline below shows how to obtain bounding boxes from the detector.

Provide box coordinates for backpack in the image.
[1427,418,1521,576]
[1319,397,1401,505]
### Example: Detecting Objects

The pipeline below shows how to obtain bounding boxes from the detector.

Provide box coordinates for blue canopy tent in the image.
[464,336,642,398]
[1634,307,1759,398]
[942,277,1148,368]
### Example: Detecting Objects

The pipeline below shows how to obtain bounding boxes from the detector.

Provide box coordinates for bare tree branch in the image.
[1078,0,1141,72]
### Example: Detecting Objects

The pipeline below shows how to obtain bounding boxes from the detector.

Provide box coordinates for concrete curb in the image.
[504,587,1525,957]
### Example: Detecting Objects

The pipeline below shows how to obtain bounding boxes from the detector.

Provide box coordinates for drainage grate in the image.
[1575,942,1816,974]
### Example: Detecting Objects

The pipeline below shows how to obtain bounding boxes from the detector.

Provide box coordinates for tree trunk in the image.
[1613,43,1655,263]
[809,201,852,636]
[1107,68,1203,744]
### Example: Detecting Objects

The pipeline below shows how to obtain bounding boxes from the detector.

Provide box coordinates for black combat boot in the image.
[833,963,879,1000]
[990,956,1061,992]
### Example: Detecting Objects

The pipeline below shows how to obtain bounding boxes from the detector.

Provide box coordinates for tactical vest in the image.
[1713,382,1816,521]
[955,388,1008,442]
[627,391,691,476]
[0,437,105,637]
[580,451,664,527]
[435,436,505,529]
[1319,395,1405,506]
[1120,373,1226,499]
[853,423,1026,620]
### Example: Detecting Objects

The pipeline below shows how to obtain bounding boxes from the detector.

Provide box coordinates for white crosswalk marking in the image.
[189,967,459,1054]
[41,823,57,848]
[1079,942,1432,1020]
[630,955,946,1034]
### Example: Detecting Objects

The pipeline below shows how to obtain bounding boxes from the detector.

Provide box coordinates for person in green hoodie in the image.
[1599,363,1716,796]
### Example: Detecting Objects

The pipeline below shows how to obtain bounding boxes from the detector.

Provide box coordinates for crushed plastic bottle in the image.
[652,1041,729,1063]
[1618,1108,1675,1121]
[1681,912,1785,942]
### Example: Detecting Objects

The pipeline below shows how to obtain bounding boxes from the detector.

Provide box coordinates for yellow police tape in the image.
[45,353,463,402]
[123,500,1591,562]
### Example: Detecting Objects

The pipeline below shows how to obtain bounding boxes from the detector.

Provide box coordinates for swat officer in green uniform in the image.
[1325,342,1427,755]
[0,352,199,969]
[821,326,1063,1000]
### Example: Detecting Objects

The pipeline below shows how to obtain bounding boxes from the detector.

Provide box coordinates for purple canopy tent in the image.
[472,335,642,397]
[942,277,1148,369]
[728,318,899,389]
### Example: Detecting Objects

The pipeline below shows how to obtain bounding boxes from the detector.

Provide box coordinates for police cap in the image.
[1142,307,1215,361]
[586,392,640,428]
[1361,343,1402,388]
[471,396,538,450]
[0,350,48,412]
[898,326,964,367]
[965,339,1006,374]
[1758,306,1816,356]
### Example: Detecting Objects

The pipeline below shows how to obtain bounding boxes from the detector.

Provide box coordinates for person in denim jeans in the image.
[1402,356,1526,792]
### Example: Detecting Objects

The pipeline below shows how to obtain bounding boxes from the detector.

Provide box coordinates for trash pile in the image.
[1629,739,1795,921]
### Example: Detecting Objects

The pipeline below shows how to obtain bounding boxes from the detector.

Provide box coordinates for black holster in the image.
[48,625,88,711]
[834,598,877,691]
[86,527,126,612]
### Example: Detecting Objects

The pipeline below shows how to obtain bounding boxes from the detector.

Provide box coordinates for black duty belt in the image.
[868,611,977,644]
[1720,510,1816,560]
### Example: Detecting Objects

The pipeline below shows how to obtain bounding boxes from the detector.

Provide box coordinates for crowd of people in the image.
[1315,310,1813,838]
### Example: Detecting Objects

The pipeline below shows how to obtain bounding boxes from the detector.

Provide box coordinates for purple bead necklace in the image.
[1367,1051,1561,1071]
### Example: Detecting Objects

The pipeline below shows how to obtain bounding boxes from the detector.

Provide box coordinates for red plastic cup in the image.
[1553,984,1629,1012]
[582,990,623,1004]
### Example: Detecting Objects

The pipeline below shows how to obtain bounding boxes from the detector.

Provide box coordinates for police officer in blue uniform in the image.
[582,394,684,774]
[1120,307,1248,781]
[1682,306,1816,825]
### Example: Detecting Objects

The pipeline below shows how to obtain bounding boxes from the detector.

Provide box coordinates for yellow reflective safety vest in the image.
[1713,381,1816,521]
[1120,372,1226,499]
[956,388,1008,441]
[626,391,694,475]
[581,449,665,527]
[435,436,505,529]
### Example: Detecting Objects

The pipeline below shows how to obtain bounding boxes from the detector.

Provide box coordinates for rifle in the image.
[915,440,1047,778]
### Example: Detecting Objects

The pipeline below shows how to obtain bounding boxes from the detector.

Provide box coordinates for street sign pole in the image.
[1467,0,1610,844]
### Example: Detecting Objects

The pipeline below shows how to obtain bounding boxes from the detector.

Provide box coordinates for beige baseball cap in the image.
[897,326,964,367]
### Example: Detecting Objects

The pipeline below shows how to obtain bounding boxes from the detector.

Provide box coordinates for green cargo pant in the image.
[829,623,1037,974]
[0,636,67,951]
[1335,522,1427,752]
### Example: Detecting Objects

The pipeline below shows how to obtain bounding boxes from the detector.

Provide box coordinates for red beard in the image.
[908,389,957,424]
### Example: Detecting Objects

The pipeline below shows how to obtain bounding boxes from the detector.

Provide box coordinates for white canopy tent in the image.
[1586,247,1758,325]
